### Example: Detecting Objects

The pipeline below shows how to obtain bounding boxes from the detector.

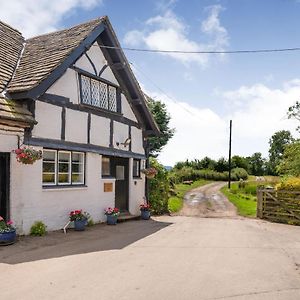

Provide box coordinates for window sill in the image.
[42,185,88,191]
[101,177,116,180]
[80,103,122,117]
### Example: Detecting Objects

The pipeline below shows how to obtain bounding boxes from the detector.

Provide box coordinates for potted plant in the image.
[140,203,151,220]
[104,207,120,225]
[0,216,16,245]
[69,210,89,231]
[14,147,42,165]
[141,167,158,179]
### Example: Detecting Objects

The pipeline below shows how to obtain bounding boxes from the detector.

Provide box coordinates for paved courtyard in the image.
[1,216,300,300]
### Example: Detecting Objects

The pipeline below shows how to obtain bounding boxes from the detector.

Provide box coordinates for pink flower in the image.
[7,220,13,225]
[0,216,3,221]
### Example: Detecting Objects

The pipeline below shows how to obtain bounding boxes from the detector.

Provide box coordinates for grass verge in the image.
[168,180,211,213]
[221,183,257,217]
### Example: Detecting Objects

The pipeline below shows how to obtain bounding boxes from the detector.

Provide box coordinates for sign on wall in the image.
[104,182,113,192]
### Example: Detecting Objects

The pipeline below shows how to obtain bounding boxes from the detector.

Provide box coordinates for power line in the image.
[98,45,300,54]
[129,61,197,117]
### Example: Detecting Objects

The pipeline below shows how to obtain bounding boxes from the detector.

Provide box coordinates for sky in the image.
[1,0,300,166]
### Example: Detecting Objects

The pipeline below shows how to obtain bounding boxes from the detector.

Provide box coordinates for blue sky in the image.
[2,0,300,165]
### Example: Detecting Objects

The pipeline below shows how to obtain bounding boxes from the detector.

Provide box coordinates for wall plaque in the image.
[104,182,113,192]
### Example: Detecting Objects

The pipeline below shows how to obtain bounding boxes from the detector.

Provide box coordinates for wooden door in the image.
[112,157,129,212]
[0,153,10,220]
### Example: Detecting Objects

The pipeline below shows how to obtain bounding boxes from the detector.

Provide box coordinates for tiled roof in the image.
[0,97,36,128]
[0,21,24,93]
[7,17,105,93]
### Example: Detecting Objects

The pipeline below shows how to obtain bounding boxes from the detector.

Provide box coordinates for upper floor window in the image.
[80,74,118,113]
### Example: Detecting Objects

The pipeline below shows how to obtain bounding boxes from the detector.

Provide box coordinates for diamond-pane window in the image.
[99,81,108,110]
[91,79,100,107]
[80,74,118,113]
[108,86,117,112]
[81,76,91,105]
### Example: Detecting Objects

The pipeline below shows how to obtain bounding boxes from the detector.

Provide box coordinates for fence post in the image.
[257,188,263,218]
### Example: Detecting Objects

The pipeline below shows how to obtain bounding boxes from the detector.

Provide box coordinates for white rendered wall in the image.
[128,158,146,215]
[113,121,129,151]
[47,68,79,104]
[9,152,116,234]
[65,109,87,144]
[121,94,138,122]
[131,127,145,154]
[32,101,62,140]
[90,115,110,147]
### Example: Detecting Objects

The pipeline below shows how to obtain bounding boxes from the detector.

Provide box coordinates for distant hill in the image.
[164,166,172,171]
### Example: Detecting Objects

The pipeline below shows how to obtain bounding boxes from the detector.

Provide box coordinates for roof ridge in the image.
[25,16,107,42]
[0,20,23,37]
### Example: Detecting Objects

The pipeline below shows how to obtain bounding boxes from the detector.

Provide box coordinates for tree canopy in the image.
[146,95,175,156]
[268,130,294,175]
[277,142,300,176]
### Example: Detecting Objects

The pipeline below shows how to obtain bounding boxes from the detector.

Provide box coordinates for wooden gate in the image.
[257,188,300,225]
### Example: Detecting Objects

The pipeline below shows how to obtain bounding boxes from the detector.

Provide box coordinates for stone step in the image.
[117,213,140,223]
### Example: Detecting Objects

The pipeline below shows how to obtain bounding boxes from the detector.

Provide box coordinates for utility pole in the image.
[228,120,232,189]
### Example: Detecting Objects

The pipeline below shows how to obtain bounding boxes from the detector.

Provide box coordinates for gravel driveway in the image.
[179,182,237,217]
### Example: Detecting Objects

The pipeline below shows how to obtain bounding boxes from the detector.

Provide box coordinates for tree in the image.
[215,157,228,172]
[277,142,300,176]
[268,130,294,175]
[288,101,300,132]
[247,152,265,176]
[145,95,175,156]
[231,155,250,172]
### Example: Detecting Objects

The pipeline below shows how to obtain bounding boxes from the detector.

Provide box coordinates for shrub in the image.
[30,221,47,236]
[87,218,94,227]
[231,168,248,180]
[244,183,257,195]
[168,196,183,213]
[276,177,300,191]
[149,158,170,214]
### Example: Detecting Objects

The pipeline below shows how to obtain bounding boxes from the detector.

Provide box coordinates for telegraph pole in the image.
[228,120,232,189]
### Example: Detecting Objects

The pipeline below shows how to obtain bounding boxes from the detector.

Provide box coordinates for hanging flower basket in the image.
[14,147,42,165]
[141,167,158,179]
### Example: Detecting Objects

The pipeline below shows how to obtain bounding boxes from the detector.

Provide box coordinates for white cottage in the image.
[0,17,159,234]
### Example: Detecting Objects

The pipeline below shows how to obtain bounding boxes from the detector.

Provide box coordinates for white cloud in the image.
[123,5,228,67]
[0,0,103,38]
[148,80,300,166]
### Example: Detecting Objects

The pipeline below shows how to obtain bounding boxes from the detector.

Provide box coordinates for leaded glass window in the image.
[80,74,118,113]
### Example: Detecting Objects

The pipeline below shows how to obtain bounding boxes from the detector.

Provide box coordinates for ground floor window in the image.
[43,149,85,186]
[133,159,141,178]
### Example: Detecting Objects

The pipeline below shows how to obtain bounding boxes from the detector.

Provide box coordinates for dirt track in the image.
[179,182,238,217]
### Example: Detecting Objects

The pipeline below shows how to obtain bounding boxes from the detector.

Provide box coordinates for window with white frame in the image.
[80,74,118,112]
[42,150,85,186]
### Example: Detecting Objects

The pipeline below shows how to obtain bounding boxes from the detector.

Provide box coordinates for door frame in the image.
[0,152,10,220]
[111,157,129,212]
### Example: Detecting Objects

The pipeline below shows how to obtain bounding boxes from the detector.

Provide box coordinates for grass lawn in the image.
[168,180,211,213]
[221,184,257,217]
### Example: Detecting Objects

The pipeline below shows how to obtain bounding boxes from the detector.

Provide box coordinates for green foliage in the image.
[168,197,183,213]
[170,167,248,183]
[145,95,175,156]
[149,157,170,214]
[247,152,266,176]
[30,221,47,236]
[276,176,300,191]
[232,155,250,172]
[288,101,300,132]
[268,130,294,175]
[87,218,95,227]
[221,184,257,217]
[215,157,229,172]
[277,142,300,176]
